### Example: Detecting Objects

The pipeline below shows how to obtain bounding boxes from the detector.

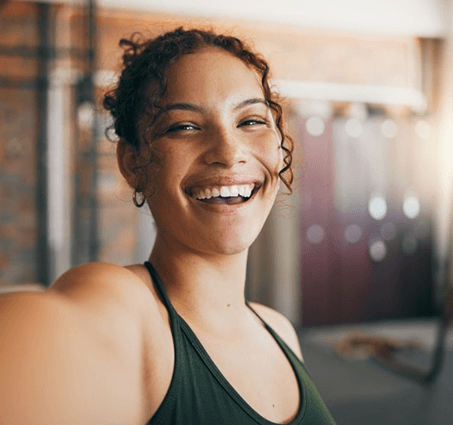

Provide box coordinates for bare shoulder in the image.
[0,263,161,424]
[49,261,164,346]
[249,302,304,362]
[50,262,157,313]
[1,262,160,342]
[0,274,148,424]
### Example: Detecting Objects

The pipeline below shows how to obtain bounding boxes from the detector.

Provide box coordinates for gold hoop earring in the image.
[133,189,146,208]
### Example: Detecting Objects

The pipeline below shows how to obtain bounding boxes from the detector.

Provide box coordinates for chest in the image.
[202,326,301,423]
[145,318,301,424]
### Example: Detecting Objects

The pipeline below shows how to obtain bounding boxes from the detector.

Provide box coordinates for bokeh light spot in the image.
[344,224,362,244]
[403,193,420,219]
[307,225,325,244]
[369,239,387,262]
[381,119,398,138]
[368,196,387,220]
[77,101,94,130]
[306,116,325,137]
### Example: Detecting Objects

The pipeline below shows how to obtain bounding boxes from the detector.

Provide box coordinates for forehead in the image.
[163,48,264,105]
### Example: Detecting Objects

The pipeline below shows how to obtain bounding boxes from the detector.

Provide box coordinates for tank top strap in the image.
[246,301,272,330]
[144,261,178,319]
[246,301,301,362]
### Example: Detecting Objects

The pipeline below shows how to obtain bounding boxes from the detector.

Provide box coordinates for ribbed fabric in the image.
[144,262,336,425]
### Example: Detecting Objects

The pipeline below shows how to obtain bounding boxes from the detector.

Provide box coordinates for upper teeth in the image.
[192,184,254,200]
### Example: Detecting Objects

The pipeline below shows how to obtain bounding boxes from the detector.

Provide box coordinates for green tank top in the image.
[144,262,336,425]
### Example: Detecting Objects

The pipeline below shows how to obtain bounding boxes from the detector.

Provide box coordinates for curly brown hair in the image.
[103,27,293,201]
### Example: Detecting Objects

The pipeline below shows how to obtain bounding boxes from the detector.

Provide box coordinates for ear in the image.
[117,140,139,188]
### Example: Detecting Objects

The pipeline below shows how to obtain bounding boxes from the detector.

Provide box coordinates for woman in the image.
[0,28,335,424]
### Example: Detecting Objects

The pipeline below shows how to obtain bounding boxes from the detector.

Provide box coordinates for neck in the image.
[149,234,250,328]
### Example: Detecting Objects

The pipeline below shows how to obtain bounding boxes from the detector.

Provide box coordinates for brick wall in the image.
[0,1,429,287]
[0,2,39,285]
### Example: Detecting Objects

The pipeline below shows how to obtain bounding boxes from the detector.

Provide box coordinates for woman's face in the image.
[144,47,282,257]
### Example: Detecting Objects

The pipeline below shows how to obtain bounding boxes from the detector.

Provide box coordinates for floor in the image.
[297,319,453,425]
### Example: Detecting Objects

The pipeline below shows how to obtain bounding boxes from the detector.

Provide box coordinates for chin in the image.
[199,228,261,256]
[209,243,250,256]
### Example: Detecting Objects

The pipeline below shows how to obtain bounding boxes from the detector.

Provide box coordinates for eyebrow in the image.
[163,102,206,113]
[161,98,268,114]
[233,98,268,110]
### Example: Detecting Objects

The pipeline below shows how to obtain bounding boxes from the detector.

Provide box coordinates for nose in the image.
[202,127,249,167]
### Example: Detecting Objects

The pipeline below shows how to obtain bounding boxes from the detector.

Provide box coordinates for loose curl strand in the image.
[103,27,294,198]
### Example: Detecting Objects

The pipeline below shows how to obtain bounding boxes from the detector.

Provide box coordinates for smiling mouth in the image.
[187,184,258,205]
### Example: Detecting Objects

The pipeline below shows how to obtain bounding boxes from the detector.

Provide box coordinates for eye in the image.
[238,118,269,127]
[165,123,200,133]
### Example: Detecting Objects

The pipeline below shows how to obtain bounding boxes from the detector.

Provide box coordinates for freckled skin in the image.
[145,48,283,258]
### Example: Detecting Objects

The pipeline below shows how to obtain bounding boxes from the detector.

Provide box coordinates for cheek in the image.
[147,144,189,184]
[256,136,283,176]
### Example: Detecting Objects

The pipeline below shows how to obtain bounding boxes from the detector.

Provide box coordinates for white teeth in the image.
[230,186,239,197]
[192,184,255,200]
[238,185,252,197]
[220,186,230,197]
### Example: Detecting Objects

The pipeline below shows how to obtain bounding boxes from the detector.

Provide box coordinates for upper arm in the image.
[249,302,304,362]
[0,263,155,425]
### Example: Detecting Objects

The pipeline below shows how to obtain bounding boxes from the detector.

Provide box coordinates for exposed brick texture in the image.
[0,1,427,291]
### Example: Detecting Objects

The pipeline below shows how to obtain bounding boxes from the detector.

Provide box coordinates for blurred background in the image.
[1,0,449,323]
[1,0,453,422]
